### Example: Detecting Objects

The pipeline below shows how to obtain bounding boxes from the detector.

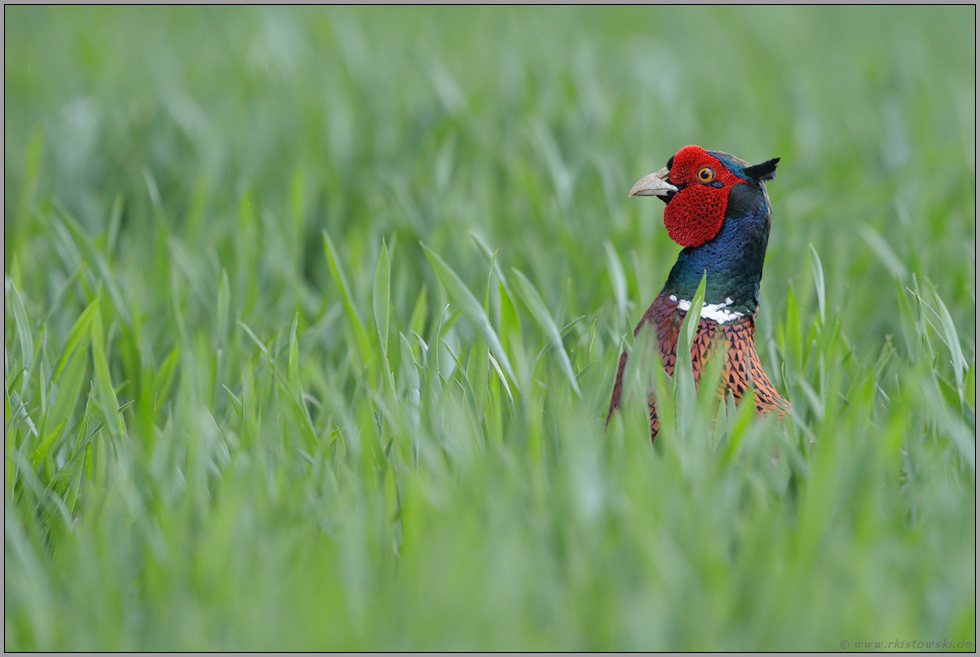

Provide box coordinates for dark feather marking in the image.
[744,157,780,182]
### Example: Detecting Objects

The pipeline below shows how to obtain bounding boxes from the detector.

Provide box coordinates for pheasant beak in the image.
[629,167,678,198]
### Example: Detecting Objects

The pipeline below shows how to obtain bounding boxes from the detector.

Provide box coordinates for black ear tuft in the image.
[744,157,780,182]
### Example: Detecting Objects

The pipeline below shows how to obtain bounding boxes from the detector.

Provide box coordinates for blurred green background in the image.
[4,6,975,651]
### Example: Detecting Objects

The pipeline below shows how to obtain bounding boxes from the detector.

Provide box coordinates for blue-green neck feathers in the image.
[664,181,772,315]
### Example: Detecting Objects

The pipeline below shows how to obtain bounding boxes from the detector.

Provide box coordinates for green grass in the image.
[4,6,976,651]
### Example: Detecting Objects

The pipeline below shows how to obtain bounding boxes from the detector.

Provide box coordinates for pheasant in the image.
[607,145,789,439]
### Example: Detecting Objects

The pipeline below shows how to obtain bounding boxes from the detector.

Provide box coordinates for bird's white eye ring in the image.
[697,167,715,183]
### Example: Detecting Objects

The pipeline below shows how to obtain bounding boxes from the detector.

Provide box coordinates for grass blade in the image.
[810,244,826,325]
[422,243,516,386]
[5,277,34,375]
[323,229,373,368]
[604,240,628,330]
[512,268,580,396]
[373,239,390,357]
[677,271,707,362]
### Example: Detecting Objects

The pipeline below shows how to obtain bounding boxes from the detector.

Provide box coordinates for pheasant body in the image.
[607,145,789,439]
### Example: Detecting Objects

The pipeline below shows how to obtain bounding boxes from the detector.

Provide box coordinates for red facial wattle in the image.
[663,145,746,248]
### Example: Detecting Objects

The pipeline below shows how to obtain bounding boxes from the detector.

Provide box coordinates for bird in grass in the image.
[607,145,789,439]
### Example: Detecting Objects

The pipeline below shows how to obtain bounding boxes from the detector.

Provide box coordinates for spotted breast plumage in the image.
[607,145,790,440]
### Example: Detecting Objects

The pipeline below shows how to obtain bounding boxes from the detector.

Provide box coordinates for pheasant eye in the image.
[697,167,715,183]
